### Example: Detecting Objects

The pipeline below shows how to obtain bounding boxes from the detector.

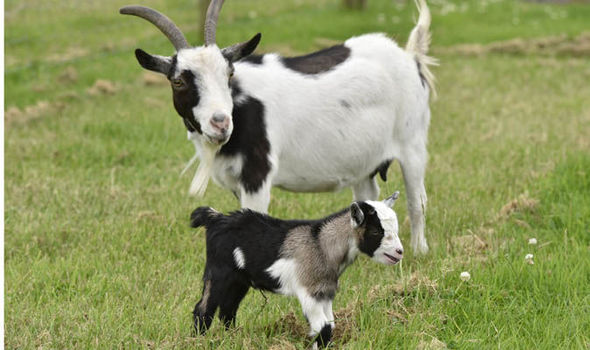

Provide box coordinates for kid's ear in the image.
[350,202,365,228]
[383,191,400,208]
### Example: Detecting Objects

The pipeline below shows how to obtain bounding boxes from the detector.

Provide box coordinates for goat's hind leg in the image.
[193,279,219,334]
[399,144,429,254]
[218,281,250,329]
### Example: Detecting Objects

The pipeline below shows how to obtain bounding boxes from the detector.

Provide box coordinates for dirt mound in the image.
[438,32,590,57]
[5,100,64,125]
[498,193,539,218]
[87,79,118,96]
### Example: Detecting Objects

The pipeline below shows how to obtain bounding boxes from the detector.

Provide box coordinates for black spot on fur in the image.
[370,159,393,181]
[219,95,271,194]
[241,54,264,65]
[169,60,202,134]
[230,80,243,99]
[315,323,333,348]
[356,202,384,257]
[282,45,350,75]
[340,100,351,109]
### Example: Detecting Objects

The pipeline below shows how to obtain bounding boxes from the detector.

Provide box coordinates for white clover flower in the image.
[460,271,471,282]
[525,253,534,265]
[528,238,537,245]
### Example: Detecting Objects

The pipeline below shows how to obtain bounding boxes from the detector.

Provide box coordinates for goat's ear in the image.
[383,191,400,208]
[134,49,172,75]
[222,33,262,62]
[350,202,365,228]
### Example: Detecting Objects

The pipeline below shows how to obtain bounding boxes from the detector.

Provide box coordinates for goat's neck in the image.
[317,211,359,275]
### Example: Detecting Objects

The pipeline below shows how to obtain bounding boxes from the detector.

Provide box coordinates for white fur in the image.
[366,200,404,264]
[232,247,246,269]
[266,259,332,336]
[180,2,433,254]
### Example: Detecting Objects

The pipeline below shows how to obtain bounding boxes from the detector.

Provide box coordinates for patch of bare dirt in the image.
[498,193,539,218]
[264,312,307,339]
[142,72,168,87]
[268,339,297,350]
[5,100,65,125]
[417,337,447,350]
[87,79,118,96]
[46,47,89,63]
[367,271,439,299]
[451,233,487,254]
[58,66,79,84]
[437,32,590,57]
[333,298,362,344]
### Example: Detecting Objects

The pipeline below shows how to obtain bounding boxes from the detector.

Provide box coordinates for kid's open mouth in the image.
[384,253,400,264]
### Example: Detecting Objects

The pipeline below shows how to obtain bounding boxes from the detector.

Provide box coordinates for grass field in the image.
[4,0,590,348]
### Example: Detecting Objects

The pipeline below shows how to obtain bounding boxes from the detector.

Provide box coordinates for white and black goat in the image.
[190,192,403,348]
[120,0,435,254]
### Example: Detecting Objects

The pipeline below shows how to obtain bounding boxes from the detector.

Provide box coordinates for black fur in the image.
[315,324,333,348]
[282,44,350,75]
[241,54,264,65]
[134,48,171,74]
[164,55,203,134]
[355,202,385,257]
[370,159,393,182]
[219,94,271,194]
[171,68,202,133]
[222,33,262,63]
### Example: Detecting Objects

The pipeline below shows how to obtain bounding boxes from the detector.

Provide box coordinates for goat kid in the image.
[120,0,435,254]
[190,192,403,348]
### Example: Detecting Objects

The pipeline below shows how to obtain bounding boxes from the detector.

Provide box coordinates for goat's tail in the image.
[190,206,221,228]
[405,0,438,99]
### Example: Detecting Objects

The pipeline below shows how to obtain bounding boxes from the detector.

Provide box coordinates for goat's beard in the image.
[182,133,217,197]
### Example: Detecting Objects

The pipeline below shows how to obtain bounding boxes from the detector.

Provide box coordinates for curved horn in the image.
[120,5,189,51]
[204,0,225,46]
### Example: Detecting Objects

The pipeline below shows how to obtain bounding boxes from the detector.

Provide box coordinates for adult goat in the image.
[120,0,436,253]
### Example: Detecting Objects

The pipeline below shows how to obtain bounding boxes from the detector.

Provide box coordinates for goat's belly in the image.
[273,168,362,193]
[275,178,346,193]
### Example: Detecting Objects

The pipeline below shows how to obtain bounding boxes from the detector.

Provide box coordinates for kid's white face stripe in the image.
[364,200,399,238]
[233,247,246,269]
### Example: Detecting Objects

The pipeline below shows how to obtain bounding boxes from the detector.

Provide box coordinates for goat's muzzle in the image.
[206,113,231,145]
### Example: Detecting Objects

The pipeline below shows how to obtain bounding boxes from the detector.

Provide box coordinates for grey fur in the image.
[280,212,360,300]
[204,0,225,45]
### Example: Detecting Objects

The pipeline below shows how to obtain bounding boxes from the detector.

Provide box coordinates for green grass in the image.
[5,0,590,348]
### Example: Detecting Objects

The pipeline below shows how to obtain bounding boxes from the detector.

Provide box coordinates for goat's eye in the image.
[172,79,183,88]
[229,71,234,79]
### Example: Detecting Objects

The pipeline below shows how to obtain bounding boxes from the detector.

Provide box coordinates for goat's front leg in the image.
[352,176,380,201]
[297,293,333,349]
[322,300,335,330]
[239,180,272,213]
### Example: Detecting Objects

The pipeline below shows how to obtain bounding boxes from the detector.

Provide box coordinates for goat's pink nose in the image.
[210,114,230,133]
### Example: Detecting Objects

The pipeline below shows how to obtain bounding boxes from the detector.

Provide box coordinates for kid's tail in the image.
[190,206,221,228]
[405,0,437,99]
